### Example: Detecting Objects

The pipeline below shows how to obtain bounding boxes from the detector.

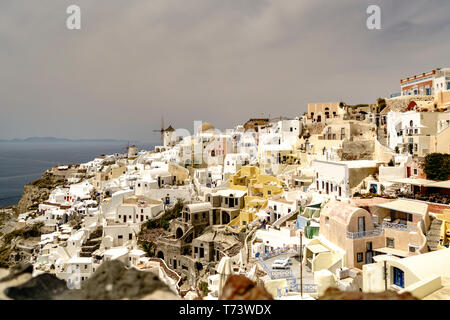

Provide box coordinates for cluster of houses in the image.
[19,67,450,300]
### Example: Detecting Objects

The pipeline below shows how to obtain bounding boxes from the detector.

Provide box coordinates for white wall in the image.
[313,161,348,199]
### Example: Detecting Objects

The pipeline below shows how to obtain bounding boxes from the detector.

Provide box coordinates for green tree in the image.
[377,98,387,112]
[424,153,450,181]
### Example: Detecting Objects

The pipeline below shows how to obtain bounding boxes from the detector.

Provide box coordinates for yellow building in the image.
[93,161,127,189]
[228,166,284,228]
[435,209,450,249]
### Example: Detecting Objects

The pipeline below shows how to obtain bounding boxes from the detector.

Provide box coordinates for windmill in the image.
[153,117,165,145]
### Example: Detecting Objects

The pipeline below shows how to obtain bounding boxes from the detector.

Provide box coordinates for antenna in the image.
[125,141,130,158]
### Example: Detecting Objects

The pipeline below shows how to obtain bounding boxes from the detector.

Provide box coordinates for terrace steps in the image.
[426,218,443,251]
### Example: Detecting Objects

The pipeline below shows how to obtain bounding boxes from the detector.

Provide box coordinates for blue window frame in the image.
[393,267,404,288]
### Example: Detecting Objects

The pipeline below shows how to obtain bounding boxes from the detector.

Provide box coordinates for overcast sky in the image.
[0,0,449,142]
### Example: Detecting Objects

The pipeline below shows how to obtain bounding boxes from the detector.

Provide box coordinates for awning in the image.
[372,254,401,263]
[294,178,313,182]
[425,180,450,189]
[307,244,330,254]
[377,199,428,216]
[373,247,411,258]
[389,178,435,186]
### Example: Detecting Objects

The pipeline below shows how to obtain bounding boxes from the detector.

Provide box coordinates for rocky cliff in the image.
[16,172,66,214]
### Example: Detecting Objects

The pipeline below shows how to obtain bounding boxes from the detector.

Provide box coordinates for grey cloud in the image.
[0,0,449,142]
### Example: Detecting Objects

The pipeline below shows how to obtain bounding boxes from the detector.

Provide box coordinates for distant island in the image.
[0,137,146,144]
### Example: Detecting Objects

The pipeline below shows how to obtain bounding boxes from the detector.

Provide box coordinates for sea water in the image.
[0,142,155,207]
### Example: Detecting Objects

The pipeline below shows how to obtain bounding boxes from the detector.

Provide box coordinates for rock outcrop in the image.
[319,287,418,300]
[1,260,180,300]
[4,273,68,300]
[57,260,178,300]
[221,275,273,300]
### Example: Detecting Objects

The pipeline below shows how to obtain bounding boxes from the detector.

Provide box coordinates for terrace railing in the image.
[346,227,383,239]
[346,221,417,239]
[382,221,417,232]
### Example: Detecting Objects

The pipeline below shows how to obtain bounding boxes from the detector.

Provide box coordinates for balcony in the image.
[382,221,417,232]
[346,228,383,239]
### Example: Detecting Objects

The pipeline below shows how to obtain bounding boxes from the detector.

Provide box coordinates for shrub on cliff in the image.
[143,198,184,231]
[424,153,450,181]
[1,222,44,245]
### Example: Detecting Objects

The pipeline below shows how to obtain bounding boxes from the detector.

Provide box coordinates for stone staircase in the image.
[426,218,443,251]
[272,210,298,228]
[79,227,103,258]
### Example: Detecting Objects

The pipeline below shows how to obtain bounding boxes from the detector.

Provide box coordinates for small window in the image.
[357,252,363,263]
[387,237,394,248]
[129,233,132,240]
[366,242,372,251]
[409,245,416,253]
[118,235,123,239]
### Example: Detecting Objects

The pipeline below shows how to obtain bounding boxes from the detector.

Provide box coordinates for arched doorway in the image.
[157,251,164,260]
[222,212,230,224]
[176,227,184,239]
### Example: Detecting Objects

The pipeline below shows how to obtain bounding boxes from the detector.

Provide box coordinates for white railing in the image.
[346,228,383,239]
[260,247,298,261]
[382,221,417,232]
[277,284,317,296]
[271,269,293,280]
[257,257,294,280]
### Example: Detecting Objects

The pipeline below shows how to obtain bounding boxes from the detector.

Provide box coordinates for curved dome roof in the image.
[200,122,215,132]
[321,201,365,225]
